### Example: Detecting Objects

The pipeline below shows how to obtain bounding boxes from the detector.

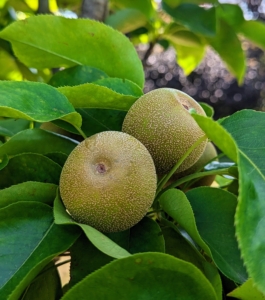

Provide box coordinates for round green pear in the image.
[59,131,157,233]
[122,88,207,174]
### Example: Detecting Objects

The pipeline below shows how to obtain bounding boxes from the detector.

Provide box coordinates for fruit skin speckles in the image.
[59,131,157,233]
[122,88,208,175]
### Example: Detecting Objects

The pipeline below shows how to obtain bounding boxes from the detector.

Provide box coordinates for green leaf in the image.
[207,20,246,84]
[186,187,248,284]
[164,30,204,48]
[93,78,143,97]
[52,107,126,137]
[45,152,68,167]
[163,0,217,7]
[227,278,265,299]
[0,181,57,209]
[173,43,205,75]
[69,233,113,288]
[0,154,8,171]
[217,3,245,28]
[239,20,265,49]
[0,201,79,300]
[58,83,139,110]
[0,153,62,189]
[76,108,126,136]
[159,189,211,256]
[54,194,131,259]
[221,110,265,293]
[48,65,109,87]
[162,227,222,300]
[105,8,147,34]
[0,128,78,158]
[162,2,216,37]
[129,217,165,254]
[0,81,82,128]
[0,15,144,88]
[110,0,154,19]
[62,252,218,299]
[199,102,214,118]
[21,261,63,300]
[0,118,31,137]
[192,114,238,162]
[0,48,22,80]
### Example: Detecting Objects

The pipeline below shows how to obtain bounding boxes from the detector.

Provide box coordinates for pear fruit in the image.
[59,131,157,233]
[122,88,207,174]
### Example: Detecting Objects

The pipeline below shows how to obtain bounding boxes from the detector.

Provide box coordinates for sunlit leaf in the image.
[58,83,138,110]
[227,278,265,299]
[0,15,144,88]
[0,81,82,128]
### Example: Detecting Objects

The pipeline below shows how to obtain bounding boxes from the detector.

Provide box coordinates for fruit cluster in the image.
[59,88,216,232]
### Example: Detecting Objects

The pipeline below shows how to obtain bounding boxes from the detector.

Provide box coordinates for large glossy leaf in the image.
[62,252,218,300]
[186,187,248,284]
[159,188,247,283]
[48,65,109,87]
[0,181,57,209]
[221,110,265,293]
[58,83,139,110]
[162,2,216,37]
[105,8,147,34]
[0,15,144,88]
[0,128,78,158]
[0,201,79,300]
[54,194,131,259]
[0,153,62,189]
[162,227,222,300]
[0,81,81,128]
[207,20,246,84]
[159,189,211,255]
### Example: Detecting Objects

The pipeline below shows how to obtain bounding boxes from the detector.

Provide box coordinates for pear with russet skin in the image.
[122,88,207,175]
[59,131,157,233]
